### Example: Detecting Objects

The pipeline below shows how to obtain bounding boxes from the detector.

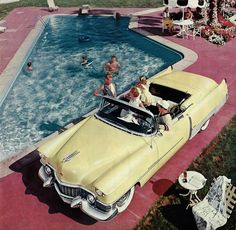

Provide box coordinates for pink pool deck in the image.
[0,6,236,230]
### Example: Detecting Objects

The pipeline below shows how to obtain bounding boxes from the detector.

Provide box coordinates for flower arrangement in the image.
[201,24,235,45]
[223,8,235,18]
[225,0,236,7]
[194,0,236,45]
[218,14,235,27]
[208,34,225,45]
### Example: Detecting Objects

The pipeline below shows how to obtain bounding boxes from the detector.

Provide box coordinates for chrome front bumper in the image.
[38,165,117,221]
[38,165,54,187]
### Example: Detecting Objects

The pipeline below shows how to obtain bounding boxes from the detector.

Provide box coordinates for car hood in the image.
[44,116,149,186]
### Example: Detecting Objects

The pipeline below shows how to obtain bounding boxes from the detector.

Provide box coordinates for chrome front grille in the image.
[54,179,112,213]
[56,182,82,197]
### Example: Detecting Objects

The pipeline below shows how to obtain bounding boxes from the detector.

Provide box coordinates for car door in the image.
[153,112,190,164]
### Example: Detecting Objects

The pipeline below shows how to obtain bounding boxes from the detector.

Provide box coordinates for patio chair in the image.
[0,26,6,33]
[79,4,91,15]
[162,18,173,33]
[47,0,59,12]
[192,176,236,230]
[188,23,204,39]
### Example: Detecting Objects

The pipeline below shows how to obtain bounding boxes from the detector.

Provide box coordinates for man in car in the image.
[157,100,172,131]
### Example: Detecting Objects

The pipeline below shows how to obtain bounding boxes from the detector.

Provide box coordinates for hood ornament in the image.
[62,150,79,163]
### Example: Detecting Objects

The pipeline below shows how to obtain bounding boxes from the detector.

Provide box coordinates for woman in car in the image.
[136,76,163,107]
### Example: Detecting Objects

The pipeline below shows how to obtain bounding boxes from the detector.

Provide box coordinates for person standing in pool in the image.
[103,55,120,74]
[93,73,116,97]
[113,12,121,20]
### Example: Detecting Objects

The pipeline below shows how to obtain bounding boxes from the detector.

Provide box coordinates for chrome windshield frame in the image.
[95,96,157,136]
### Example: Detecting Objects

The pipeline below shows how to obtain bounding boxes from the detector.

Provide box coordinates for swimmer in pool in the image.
[79,35,90,42]
[27,62,33,71]
[81,55,88,65]
[81,55,95,70]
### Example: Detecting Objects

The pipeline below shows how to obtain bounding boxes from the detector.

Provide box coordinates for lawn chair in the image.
[192,176,236,230]
[47,0,59,12]
[79,4,91,15]
[0,26,6,33]
[188,23,204,40]
[162,18,173,33]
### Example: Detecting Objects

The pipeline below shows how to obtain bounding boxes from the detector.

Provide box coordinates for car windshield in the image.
[96,97,156,135]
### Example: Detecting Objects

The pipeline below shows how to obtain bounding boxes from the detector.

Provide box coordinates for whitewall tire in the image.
[201,119,210,131]
[116,186,135,213]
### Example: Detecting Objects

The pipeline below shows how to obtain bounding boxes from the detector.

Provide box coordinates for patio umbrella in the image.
[163,0,206,20]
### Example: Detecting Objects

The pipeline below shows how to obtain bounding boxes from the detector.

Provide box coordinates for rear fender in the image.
[188,79,228,139]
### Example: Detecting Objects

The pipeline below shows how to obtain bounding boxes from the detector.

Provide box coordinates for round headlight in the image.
[87,194,95,204]
[44,165,52,175]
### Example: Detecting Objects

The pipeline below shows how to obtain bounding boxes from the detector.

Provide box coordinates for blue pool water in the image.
[0,15,182,160]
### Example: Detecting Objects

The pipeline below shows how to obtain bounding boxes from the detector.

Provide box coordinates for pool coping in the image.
[129,15,198,71]
[0,16,47,107]
[0,13,198,178]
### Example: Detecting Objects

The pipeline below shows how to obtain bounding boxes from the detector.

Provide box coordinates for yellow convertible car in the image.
[38,67,228,221]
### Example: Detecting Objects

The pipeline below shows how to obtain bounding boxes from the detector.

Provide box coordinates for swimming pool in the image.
[0,15,183,160]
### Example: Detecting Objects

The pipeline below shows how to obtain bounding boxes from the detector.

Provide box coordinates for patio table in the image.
[173,19,194,39]
[178,171,207,208]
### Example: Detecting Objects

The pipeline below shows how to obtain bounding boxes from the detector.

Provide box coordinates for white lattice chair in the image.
[80,4,91,15]
[192,176,236,230]
[0,26,6,33]
[188,23,204,40]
